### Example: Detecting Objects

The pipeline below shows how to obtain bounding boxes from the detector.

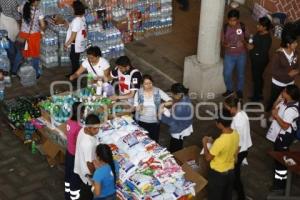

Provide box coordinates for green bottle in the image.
[31,141,36,154]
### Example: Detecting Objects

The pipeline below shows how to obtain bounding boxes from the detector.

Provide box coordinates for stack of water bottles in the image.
[159,0,173,34]
[41,30,59,68]
[40,0,59,16]
[18,59,37,87]
[47,22,71,67]
[88,23,125,60]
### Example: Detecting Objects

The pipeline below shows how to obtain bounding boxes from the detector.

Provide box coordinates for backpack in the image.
[286,104,300,140]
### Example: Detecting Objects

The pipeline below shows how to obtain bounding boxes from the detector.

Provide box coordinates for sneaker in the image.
[222,90,234,97]
[237,91,243,99]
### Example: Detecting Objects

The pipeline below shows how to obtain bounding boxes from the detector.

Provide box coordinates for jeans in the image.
[223,53,247,92]
[6,40,16,72]
[208,168,234,200]
[12,46,41,77]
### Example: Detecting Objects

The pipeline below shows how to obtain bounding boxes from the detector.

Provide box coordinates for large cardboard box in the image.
[173,146,209,199]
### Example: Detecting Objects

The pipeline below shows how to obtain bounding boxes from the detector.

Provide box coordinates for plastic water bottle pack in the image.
[18,60,37,87]
[41,30,59,68]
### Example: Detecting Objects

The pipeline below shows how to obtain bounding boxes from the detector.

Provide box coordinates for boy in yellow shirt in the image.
[202,108,240,200]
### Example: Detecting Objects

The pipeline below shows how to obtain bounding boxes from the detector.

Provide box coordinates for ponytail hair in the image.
[95,144,117,184]
[23,0,34,24]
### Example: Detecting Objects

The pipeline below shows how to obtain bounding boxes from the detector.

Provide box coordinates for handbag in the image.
[15,8,36,50]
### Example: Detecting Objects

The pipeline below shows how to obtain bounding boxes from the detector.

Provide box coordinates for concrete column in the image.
[183,0,226,100]
[197,0,225,65]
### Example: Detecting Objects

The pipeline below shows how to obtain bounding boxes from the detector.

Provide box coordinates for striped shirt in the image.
[0,0,20,21]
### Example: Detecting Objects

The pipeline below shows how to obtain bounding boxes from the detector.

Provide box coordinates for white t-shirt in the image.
[65,16,87,53]
[231,110,252,152]
[74,128,97,185]
[266,101,299,142]
[82,57,110,78]
[134,89,171,123]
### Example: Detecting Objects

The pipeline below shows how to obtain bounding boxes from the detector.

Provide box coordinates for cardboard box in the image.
[42,139,65,167]
[173,146,209,199]
[41,109,51,124]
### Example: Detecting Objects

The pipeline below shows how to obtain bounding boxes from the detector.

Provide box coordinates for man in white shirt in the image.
[109,56,142,105]
[225,96,252,200]
[74,114,100,200]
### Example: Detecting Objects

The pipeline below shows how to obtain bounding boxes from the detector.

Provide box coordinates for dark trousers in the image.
[79,181,93,200]
[138,121,160,143]
[266,83,285,112]
[64,151,81,200]
[94,193,116,200]
[208,168,234,200]
[273,132,295,189]
[234,151,248,200]
[250,57,268,100]
[70,44,80,74]
[169,137,183,153]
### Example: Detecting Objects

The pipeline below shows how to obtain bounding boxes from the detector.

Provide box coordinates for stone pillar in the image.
[183,0,226,100]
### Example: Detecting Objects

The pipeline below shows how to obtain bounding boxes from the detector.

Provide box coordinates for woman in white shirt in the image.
[64,0,87,77]
[269,84,300,190]
[69,46,110,82]
[134,74,172,142]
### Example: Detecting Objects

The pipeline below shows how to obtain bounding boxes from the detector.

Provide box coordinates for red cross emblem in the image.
[82,29,87,38]
[119,76,128,93]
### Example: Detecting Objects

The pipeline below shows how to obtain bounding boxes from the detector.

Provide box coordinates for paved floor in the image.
[1,1,300,200]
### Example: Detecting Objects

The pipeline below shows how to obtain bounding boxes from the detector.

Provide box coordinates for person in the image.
[74,114,100,200]
[109,56,142,105]
[12,0,46,78]
[64,0,87,78]
[247,16,272,102]
[134,74,172,143]
[65,102,85,200]
[92,144,120,200]
[224,96,252,200]
[202,108,240,200]
[0,0,21,42]
[0,0,21,71]
[268,85,299,191]
[222,9,248,99]
[69,46,110,82]
[160,83,193,153]
[266,33,299,112]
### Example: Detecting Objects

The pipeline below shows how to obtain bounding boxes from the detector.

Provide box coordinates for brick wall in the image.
[247,0,300,21]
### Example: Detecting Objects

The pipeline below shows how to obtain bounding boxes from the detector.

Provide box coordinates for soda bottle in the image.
[31,140,37,154]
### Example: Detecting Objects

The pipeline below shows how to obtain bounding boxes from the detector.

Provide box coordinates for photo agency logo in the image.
[50,80,266,126]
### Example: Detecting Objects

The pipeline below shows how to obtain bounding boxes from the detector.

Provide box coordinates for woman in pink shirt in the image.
[65,102,85,200]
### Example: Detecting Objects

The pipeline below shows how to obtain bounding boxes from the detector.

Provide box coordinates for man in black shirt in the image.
[247,16,272,102]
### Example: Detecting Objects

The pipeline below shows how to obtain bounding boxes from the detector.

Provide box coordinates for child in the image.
[92,144,120,200]
[65,102,85,200]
